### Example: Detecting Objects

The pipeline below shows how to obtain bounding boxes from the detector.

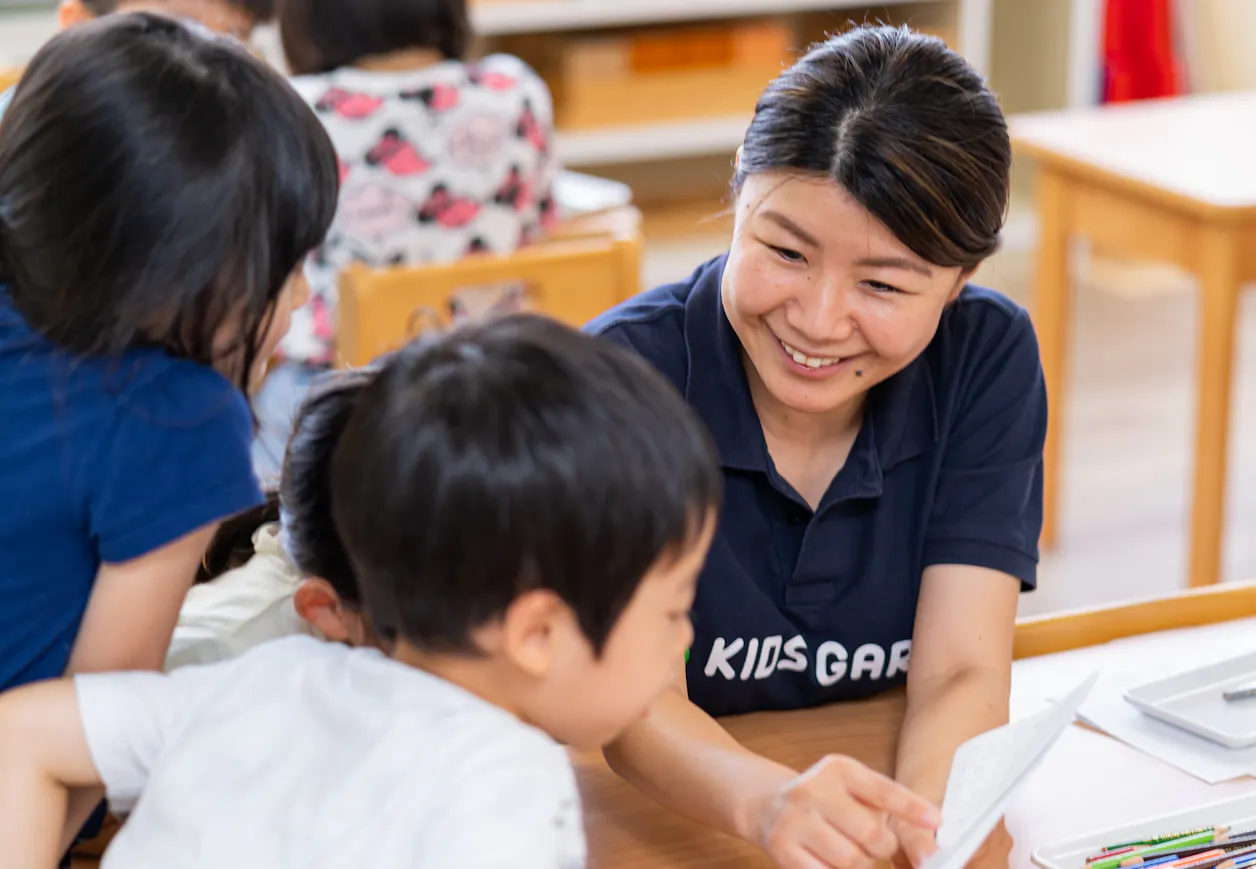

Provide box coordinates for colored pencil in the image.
[1109,835,1227,869]
[1138,857,1180,869]
[1166,849,1225,868]
[1107,830,1226,852]
[1178,845,1256,869]
[1092,849,1138,864]
[1167,837,1256,863]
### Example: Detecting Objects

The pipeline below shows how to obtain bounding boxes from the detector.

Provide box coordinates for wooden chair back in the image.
[1013,581,1256,658]
[0,67,22,94]
[337,229,641,368]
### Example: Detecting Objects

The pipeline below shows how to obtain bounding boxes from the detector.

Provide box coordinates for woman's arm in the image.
[0,680,103,869]
[892,564,1020,867]
[67,522,220,676]
[606,668,941,869]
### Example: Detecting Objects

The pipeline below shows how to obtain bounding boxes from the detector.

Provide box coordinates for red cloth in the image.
[1103,0,1182,102]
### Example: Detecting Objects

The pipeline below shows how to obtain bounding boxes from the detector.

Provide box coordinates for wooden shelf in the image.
[556,115,750,166]
[473,0,945,36]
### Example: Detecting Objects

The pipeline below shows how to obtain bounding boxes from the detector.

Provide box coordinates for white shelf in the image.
[473,0,943,37]
[556,115,749,166]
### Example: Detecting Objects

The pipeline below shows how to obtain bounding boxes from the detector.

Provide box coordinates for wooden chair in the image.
[0,67,22,93]
[1013,580,1256,659]
[337,217,642,368]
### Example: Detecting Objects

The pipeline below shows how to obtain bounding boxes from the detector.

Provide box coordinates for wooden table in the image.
[576,582,1256,868]
[1011,91,1256,586]
[73,583,1256,868]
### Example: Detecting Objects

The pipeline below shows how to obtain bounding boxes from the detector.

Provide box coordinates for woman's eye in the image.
[865,280,903,294]
[769,244,806,264]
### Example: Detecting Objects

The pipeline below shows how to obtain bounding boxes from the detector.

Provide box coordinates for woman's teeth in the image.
[780,340,841,370]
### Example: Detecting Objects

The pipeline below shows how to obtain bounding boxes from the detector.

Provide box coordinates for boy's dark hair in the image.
[331,315,722,656]
[280,0,471,75]
[0,14,337,392]
[83,0,276,21]
[198,368,374,604]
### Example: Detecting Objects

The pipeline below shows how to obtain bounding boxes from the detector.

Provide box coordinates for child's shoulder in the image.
[109,352,248,430]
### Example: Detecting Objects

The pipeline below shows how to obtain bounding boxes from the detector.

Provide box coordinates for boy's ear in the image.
[496,590,565,679]
[58,0,95,28]
[294,578,355,643]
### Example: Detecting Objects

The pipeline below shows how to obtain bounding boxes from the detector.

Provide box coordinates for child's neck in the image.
[392,640,525,721]
[352,48,445,73]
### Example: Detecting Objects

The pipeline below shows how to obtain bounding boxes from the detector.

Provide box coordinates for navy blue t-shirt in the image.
[586,255,1046,717]
[0,288,263,691]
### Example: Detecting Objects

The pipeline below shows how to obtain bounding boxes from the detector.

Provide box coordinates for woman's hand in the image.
[757,755,940,869]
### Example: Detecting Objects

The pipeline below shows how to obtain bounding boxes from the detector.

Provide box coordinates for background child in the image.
[0,315,724,867]
[0,0,275,120]
[169,369,376,670]
[252,0,559,480]
[56,0,273,41]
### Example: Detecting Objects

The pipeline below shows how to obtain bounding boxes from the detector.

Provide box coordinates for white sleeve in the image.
[75,661,238,811]
[164,549,311,672]
[420,736,586,869]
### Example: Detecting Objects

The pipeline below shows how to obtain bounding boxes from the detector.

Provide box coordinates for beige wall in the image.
[989,0,1073,114]
[1178,0,1256,92]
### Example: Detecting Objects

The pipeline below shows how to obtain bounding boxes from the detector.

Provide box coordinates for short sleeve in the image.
[86,365,262,564]
[420,737,586,869]
[922,309,1047,590]
[75,662,238,810]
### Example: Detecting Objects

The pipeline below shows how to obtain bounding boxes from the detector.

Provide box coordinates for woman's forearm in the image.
[604,688,796,843]
[895,666,1010,805]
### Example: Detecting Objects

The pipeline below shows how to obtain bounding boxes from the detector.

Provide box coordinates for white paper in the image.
[921,673,1098,869]
[1078,672,1256,784]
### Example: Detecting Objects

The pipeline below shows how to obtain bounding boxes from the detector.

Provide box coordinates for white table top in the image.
[1011,91,1256,211]
[1007,617,1256,866]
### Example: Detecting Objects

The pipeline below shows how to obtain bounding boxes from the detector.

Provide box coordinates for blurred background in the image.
[4,0,1256,618]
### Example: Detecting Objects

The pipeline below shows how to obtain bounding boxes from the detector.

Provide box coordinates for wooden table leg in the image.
[1189,224,1241,587]
[1031,169,1071,549]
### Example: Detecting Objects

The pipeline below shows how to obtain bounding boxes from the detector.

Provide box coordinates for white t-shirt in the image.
[164,524,316,671]
[78,637,586,868]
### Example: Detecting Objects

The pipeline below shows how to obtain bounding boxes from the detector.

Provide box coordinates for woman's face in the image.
[723,171,970,420]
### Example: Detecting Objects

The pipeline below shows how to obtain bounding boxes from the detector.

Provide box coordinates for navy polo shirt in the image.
[586,255,1046,717]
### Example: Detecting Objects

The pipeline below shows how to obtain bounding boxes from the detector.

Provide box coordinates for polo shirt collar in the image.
[681,254,938,479]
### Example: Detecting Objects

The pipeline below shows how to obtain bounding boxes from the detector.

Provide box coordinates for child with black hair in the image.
[58,0,272,41]
[167,370,376,670]
[0,315,721,867]
[0,17,336,858]
[0,13,336,698]
[0,0,275,123]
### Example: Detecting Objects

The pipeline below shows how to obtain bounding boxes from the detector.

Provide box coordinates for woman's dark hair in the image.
[198,368,375,604]
[331,315,723,656]
[280,0,471,76]
[0,14,338,391]
[735,25,1010,271]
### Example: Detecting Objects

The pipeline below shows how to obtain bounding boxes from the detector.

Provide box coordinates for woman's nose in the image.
[796,279,857,343]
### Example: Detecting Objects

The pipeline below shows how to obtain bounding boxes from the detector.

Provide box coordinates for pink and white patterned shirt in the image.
[282,54,559,365]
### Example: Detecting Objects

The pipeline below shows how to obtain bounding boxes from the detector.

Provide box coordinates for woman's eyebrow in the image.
[760,210,821,248]
[855,256,933,277]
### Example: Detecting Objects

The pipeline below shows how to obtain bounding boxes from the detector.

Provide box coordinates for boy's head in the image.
[330,316,722,749]
[59,0,273,40]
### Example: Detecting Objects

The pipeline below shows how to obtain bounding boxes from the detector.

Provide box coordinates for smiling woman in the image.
[585,23,1042,869]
